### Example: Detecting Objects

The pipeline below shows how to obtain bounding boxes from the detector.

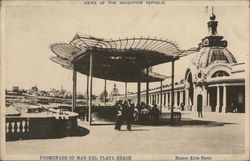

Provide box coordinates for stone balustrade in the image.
[6,112,78,141]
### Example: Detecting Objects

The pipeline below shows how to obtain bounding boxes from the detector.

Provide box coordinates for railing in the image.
[6,114,78,141]
[6,117,30,141]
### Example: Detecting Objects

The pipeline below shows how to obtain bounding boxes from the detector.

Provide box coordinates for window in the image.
[211,70,230,78]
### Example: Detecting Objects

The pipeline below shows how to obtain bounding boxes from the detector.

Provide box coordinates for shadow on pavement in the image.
[69,125,90,136]
[81,113,236,128]
[135,118,235,127]
[114,128,150,132]
[91,123,115,126]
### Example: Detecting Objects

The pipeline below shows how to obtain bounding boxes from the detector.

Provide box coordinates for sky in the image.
[2,1,249,95]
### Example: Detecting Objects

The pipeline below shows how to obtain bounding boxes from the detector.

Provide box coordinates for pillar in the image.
[222,85,227,113]
[185,88,189,111]
[203,89,207,111]
[168,92,171,109]
[88,53,93,125]
[160,81,163,111]
[180,90,183,108]
[104,79,107,107]
[86,75,89,121]
[72,65,77,112]
[146,68,149,106]
[170,60,175,125]
[207,90,210,108]
[137,82,141,105]
[216,86,220,112]
[164,93,166,106]
[193,88,197,112]
[174,91,178,108]
[125,82,127,101]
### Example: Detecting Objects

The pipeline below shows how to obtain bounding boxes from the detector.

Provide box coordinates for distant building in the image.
[31,85,38,92]
[110,83,119,100]
[12,86,19,92]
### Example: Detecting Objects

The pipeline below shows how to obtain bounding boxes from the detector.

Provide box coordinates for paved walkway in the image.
[6,112,245,155]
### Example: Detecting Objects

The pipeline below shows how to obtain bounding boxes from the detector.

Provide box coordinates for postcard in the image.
[0,0,249,160]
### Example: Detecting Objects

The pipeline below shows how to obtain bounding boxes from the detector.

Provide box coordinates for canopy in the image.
[50,35,198,82]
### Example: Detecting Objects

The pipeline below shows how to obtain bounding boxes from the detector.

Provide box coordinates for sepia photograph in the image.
[0,0,249,160]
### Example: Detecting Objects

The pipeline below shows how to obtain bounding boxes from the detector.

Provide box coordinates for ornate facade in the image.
[120,14,246,113]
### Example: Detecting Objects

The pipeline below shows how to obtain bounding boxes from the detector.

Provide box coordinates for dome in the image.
[191,46,237,69]
[110,83,119,96]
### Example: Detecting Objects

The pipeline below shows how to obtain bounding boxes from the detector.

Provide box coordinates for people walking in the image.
[122,99,134,131]
[114,104,123,130]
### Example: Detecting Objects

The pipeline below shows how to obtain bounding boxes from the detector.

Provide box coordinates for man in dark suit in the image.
[123,99,134,131]
[115,104,123,130]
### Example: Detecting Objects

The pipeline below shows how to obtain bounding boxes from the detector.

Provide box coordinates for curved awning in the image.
[50,34,198,82]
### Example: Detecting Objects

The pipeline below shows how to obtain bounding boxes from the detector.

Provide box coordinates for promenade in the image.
[6,112,245,155]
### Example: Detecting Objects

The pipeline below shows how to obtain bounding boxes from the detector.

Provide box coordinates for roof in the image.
[50,35,198,82]
[6,105,21,116]
[191,46,237,69]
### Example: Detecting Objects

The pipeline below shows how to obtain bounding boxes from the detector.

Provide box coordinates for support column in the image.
[174,91,178,108]
[88,53,93,125]
[185,88,189,111]
[193,88,197,112]
[125,82,127,101]
[72,65,77,112]
[137,82,141,105]
[216,86,220,112]
[104,79,107,107]
[164,93,166,106]
[146,68,149,106]
[203,89,207,111]
[170,60,175,125]
[222,85,227,113]
[86,75,89,121]
[207,90,210,108]
[180,90,183,109]
[168,92,171,110]
[160,81,163,111]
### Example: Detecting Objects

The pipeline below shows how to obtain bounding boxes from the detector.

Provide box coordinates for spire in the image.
[207,13,218,35]
[199,6,227,48]
[207,6,218,35]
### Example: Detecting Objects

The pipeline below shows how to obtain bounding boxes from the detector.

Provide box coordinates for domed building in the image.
[110,83,120,101]
[184,14,245,113]
[121,13,245,113]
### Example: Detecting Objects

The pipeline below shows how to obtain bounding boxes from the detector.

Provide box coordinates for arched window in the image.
[211,70,230,78]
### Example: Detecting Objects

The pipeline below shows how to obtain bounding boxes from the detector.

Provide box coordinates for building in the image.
[117,13,246,113]
[31,85,38,92]
[12,86,19,92]
[110,83,120,100]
